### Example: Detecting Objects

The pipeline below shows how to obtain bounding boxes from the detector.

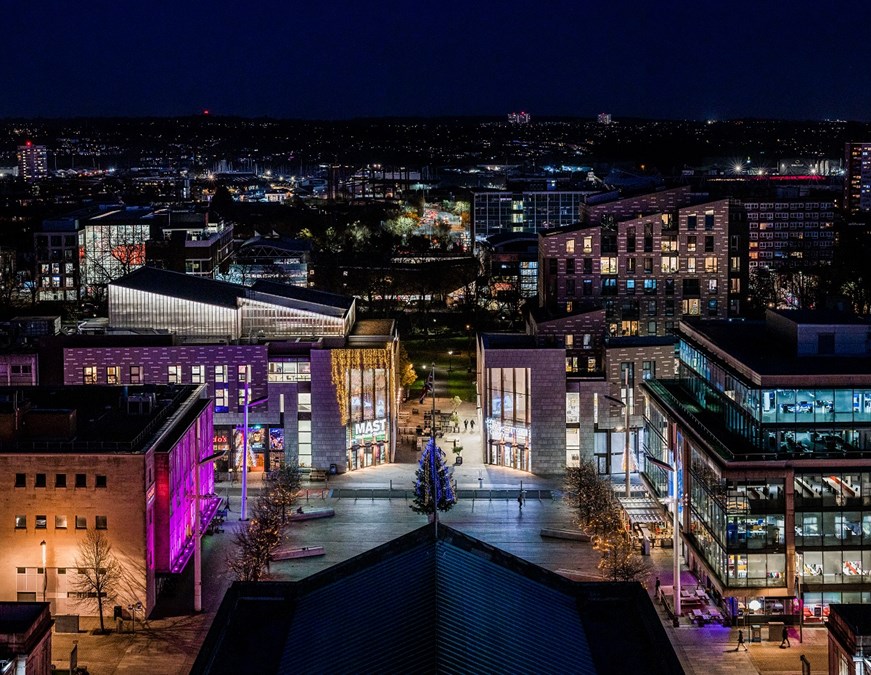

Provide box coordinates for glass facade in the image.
[344,366,390,471]
[644,332,871,621]
[485,367,531,471]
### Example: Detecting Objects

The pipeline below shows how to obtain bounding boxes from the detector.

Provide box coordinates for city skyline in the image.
[3,1,871,121]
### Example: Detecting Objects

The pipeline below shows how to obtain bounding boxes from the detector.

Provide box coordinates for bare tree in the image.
[594,528,653,583]
[72,530,123,632]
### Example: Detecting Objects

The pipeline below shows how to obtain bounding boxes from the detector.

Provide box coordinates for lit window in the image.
[83,366,97,385]
[565,239,575,254]
[168,365,182,384]
[191,365,205,384]
[129,365,143,384]
[215,365,227,383]
[35,515,47,529]
[107,366,120,385]
[15,515,26,529]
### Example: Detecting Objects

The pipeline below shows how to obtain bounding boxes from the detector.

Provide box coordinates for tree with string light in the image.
[410,437,456,518]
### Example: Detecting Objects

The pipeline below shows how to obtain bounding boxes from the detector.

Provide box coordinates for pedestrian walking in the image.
[517,492,524,512]
[734,629,748,652]
[654,576,661,596]
[470,419,475,431]
[779,626,790,648]
[464,419,469,432]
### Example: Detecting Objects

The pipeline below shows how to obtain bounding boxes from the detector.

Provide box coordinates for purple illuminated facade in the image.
[0,385,214,618]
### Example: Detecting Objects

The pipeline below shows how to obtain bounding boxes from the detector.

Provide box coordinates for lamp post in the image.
[40,540,46,602]
[194,449,229,613]
[447,350,453,374]
[466,324,473,371]
[646,440,681,623]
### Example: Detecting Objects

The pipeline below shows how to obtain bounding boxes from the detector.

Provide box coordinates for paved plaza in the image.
[49,399,830,673]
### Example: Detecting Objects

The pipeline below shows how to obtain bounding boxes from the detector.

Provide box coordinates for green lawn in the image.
[404,336,476,403]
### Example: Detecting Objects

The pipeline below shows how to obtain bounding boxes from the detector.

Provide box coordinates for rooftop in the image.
[0,385,203,454]
[192,524,681,675]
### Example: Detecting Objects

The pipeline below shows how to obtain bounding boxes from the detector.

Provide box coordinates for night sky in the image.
[3,0,870,120]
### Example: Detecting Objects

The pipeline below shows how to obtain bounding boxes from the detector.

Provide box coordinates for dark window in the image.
[601,235,618,253]
[95,475,107,489]
[75,474,87,488]
[55,474,66,488]
[566,258,575,275]
[665,279,675,295]
[15,515,26,529]
[15,474,25,488]
[687,215,697,230]
[95,516,108,530]
[818,333,835,355]
[705,236,714,252]
[75,516,87,530]
[704,213,715,230]
[627,257,636,273]
[683,279,701,296]
[644,237,653,253]
[548,258,558,274]
[644,258,653,274]
[626,236,636,253]
[601,277,618,296]
[583,258,593,274]
[35,474,46,488]
[582,279,593,296]
[566,278,576,296]
[707,299,719,316]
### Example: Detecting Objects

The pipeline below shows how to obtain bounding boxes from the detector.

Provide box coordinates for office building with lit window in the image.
[61,267,399,474]
[642,310,871,626]
[471,187,600,240]
[0,385,215,618]
[744,198,836,270]
[845,142,871,214]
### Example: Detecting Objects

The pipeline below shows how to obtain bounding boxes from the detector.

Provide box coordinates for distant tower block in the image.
[17,141,48,182]
[597,113,612,125]
[508,111,531,124]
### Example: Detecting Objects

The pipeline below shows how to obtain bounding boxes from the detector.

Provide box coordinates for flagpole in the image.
[431,361,437,534]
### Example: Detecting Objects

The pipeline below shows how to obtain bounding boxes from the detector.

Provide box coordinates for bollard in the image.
[478,477,483,488]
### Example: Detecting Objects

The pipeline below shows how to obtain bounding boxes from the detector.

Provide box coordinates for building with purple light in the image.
[0,384,215,618]
[60,266,399,474]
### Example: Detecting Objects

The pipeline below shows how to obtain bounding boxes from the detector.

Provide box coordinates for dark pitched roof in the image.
[112,266,244,309]
[193,525,682,675]
[250,280,353,313]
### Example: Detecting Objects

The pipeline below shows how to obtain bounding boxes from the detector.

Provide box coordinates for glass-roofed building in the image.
[642,309,871,626]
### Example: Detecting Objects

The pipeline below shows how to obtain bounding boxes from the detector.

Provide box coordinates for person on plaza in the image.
[470,419,475,431]
[517,492,524,512]
[780,625,790,648]
[735,629,748,652]
[296,506,304,515]
[464,419,469,432]
[654,576,661,597]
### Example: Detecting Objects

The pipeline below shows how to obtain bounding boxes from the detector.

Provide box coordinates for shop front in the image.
[215,424,285,472]
[346,417,390,471]
[485,418,531,472]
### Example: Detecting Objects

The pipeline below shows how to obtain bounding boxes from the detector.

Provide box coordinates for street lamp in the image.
[40,540,46,602]
[448,350,453,373]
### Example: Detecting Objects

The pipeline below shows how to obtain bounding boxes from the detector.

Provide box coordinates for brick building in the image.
[0,385,215,619]
[538,197,744,337]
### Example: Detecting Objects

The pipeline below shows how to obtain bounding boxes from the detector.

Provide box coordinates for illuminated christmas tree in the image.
[411,437,456,516]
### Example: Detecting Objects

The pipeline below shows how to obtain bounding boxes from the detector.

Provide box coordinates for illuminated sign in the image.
[353,418,386,436]
[485,418,529,443]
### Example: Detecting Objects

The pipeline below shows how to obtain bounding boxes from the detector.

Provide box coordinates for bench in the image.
[308,469,328,482]
[272,545,326,560]
[540,528,591,541]
[289,507,335,522]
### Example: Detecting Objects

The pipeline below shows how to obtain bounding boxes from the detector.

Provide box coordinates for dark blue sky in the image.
[3,0,870,120]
